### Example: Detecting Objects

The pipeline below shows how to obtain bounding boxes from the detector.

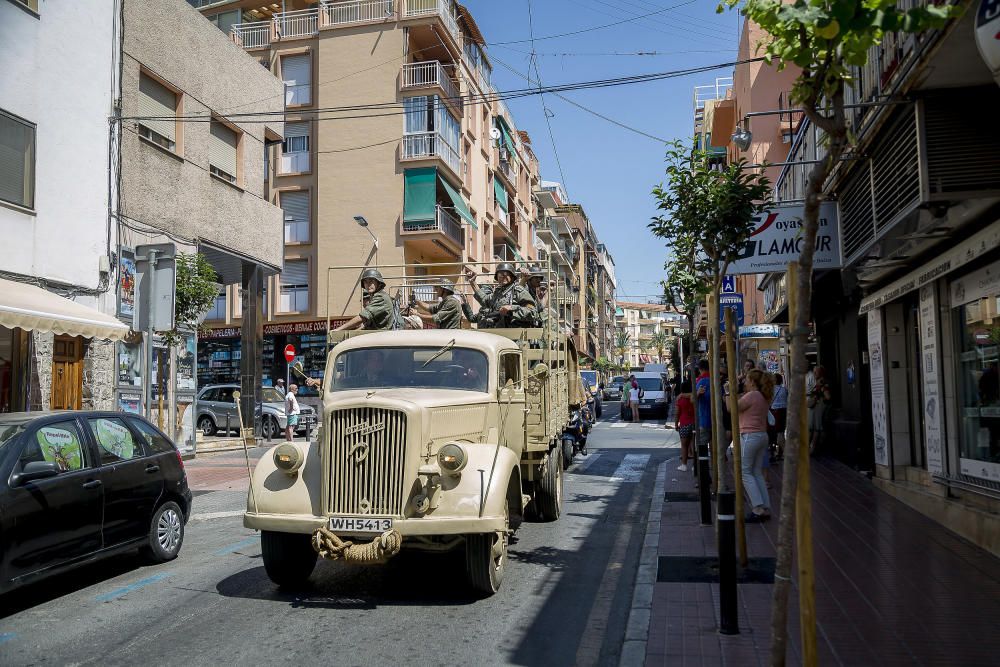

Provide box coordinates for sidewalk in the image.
[644,455,1000,666]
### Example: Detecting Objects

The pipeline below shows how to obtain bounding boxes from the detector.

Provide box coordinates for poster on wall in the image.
[759,349,781,374]
[118,248,136,319]
[919,285,945,475]
[117,341,142,387]
[176,334,196,392]
[118,393,141,415]
[868,309,890,467]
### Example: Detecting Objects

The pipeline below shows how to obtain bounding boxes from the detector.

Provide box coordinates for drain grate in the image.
[657,556,776,584]
[664,491,700,502]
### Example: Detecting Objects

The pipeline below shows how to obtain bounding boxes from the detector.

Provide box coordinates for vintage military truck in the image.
[244,327,578,594]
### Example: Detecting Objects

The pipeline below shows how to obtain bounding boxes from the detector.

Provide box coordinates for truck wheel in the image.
[561,437,574,470]
[261,531,317,589]
[466,500,509,596]
[535,451,563,521]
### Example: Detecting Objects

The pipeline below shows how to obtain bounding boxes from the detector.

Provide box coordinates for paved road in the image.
[0,404,678,667]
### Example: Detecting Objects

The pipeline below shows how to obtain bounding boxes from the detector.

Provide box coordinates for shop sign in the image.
[949,260,1000,306]
[719,294,744,333]
[728,201,841,275]
[118,248,136,320]
[867,309,890,467]
[918,285,945,475]
[263,320,343,336]
[976,0,1000,83]
[859,219,1000,314]
[739,324,781,339]
[201,327,240,340]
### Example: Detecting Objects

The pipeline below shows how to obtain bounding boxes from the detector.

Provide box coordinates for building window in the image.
[209,120,239,184]
[280,190,310,244]
[0,110,35,210]
[205,289,226,321]
[279,122,310,174]
[281,54,311,106]
[137,74,178,152]
[11,0,39,12]
[279,259,309,313]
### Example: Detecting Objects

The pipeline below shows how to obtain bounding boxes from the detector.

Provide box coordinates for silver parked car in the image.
[196,384,315,440]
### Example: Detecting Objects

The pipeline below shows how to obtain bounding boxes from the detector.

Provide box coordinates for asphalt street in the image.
[0,403,679,667]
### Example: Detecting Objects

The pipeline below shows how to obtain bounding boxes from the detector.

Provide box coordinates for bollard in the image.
[718,491,740,635]
[225,414,231,437]
[698,441,712,525]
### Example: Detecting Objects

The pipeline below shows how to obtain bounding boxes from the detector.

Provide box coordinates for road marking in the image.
[0,633,16,645]
[610,454,651,483]
[611,423,628,429]
[190,510,245,522]
[95,573,171,602]
[214,535,260,556]
[571,450,604,474]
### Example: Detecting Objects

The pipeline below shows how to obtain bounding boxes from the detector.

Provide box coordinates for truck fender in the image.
[446,444,522,524]
[247,441,323,518]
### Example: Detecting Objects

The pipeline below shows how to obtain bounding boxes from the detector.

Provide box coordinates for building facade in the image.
[615,302,685,371]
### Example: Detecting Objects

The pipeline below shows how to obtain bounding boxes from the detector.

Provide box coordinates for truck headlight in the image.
[274,443,304,474]
[437,443,467,474]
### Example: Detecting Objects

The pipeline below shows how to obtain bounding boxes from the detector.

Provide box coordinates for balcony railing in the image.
[497,156,517,186]
[231,21,271,49]
[275,8,319,38]
[401,61,461,113]
[405,0,460,44]
[402,206,464,248]
[323,0,395,25]
[230,2,396,51]
[401,131,461,175]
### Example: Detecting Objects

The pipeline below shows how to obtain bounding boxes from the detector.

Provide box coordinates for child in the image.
[674,380,695,471]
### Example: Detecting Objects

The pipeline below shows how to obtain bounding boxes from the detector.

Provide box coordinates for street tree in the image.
[650,141,771,490]
[718,2,963,664]
[614,328,631,372]
[649,330,671,365]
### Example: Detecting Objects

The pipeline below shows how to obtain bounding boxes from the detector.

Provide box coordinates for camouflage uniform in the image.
[357,269,402,330]
[464,263,536,328]
[427,280,464,329]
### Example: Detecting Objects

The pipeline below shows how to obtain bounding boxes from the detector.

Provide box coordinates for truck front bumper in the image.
[244,511,507,537]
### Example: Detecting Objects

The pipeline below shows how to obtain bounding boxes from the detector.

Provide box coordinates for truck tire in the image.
[261,531,317,589]
[535,450,563,521]
[561,437,574,470]
[465,500,509,596]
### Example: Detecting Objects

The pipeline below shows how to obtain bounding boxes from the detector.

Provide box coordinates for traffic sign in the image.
[721,275,737,294]
[284,344,296,363]
[719,293,744,333]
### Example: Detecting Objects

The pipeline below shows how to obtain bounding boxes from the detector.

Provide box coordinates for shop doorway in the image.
[51,335,84,410]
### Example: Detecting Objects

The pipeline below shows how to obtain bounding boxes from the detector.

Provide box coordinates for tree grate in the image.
[664,491,700,502]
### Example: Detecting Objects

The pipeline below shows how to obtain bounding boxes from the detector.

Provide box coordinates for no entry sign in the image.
[284,344,296,363]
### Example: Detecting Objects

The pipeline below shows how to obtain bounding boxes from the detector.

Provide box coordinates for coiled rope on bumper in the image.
[311,527,402,564]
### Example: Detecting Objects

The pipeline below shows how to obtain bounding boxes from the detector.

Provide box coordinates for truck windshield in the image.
[580,371,597,386]
[636,378,663,392]
[330,346,489,392]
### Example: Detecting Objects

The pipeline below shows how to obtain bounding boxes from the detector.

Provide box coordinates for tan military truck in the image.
[244,327,578,594]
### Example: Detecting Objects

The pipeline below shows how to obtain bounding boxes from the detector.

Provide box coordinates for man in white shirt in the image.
[284,384,301,442]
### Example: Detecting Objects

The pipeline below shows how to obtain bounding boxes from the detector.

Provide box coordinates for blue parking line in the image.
[214,535,260,556]
[0,633,16,644]
[95,573,171,602]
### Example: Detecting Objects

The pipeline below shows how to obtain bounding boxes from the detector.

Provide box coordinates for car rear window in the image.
[126,417,177,455]
[89,417,145,464]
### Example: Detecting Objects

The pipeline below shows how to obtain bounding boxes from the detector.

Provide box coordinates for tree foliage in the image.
[159,252,219,347]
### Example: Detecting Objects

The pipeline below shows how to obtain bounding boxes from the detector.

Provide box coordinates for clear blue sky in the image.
[466,0,740,302]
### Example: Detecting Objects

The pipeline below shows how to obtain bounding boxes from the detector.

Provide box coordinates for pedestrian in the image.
[335,268,402,331]
[274,378,286,396]
[694,359,712,456]
[284,383,301,442]
[674,380,695,471]
[739,369,774,522]
[769,373,788,460]
[414,279,464,329]
[629,375,641,422]
[808,365,832,455]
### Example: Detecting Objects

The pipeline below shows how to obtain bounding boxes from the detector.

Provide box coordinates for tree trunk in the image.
[769,94,848,667]
[707,287,726,494]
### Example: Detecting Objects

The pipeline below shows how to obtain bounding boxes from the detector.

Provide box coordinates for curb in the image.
[619,460,667,667]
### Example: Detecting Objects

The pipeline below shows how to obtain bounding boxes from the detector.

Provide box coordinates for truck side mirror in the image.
[532,363,549,380]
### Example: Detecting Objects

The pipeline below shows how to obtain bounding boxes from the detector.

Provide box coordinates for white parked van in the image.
[621,372,670,419]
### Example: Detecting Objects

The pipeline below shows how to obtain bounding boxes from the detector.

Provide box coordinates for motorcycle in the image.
[561,404,593,469]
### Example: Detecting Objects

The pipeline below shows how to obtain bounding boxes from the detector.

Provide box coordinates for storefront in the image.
[0,325,31,413]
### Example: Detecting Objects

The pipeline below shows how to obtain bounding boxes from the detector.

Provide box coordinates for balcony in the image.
[497,156,518,188]
[401,132,461,176]
[404,0,460,46]
[230,1,397,51]
[401,205,464,254]
[401,61,462,116]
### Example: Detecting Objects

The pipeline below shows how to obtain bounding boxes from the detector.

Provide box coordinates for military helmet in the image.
[494,262,516,280]
[359,268,386,290]
[529,264,546,280]
[436,278,456,294]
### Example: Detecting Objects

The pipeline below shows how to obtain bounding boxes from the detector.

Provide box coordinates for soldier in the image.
[414,279,464,329]
[521,265,548,328]
[335,268,402,331]
[462,263,536,328]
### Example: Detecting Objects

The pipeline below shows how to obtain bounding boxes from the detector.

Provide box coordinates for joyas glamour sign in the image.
[728,202,841,275]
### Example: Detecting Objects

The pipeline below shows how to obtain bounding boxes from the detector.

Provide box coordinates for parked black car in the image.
[0,411,191,594]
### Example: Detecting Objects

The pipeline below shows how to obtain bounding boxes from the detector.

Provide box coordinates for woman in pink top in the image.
[738,369,774,521]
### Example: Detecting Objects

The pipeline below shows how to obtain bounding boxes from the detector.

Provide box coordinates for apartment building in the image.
[191,0,542,392]
[534,187,579,337]
[615,302,685,370]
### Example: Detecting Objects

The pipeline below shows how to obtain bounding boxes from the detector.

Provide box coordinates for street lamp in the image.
[354,215,378,264]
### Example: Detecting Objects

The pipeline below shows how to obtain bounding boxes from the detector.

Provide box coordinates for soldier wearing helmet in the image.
[414,278,465,329]
[520,264,548,328]
[335,268,403,331]
[462,263,536,328]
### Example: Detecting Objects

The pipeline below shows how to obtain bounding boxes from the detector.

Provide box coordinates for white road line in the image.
[572,450,605,473]
[190,510,244,521]
[611,423,628,428]
[609,454,651,483]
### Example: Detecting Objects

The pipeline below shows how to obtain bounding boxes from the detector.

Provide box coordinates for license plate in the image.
[327,516,393,533]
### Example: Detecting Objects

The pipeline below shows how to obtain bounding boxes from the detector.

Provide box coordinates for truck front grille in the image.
[326,407,407,516]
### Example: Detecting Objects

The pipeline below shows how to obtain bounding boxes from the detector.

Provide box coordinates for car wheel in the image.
[141,501,184,563]
[595,401,603,419]
[466,499,509,596]
[198,415,216,437]
[261,531,317,589]
[262,415,279,440]
[535,449,563,522]
[561,437,574,470]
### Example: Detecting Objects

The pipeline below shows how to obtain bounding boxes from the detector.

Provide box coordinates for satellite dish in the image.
[489,127,501,140]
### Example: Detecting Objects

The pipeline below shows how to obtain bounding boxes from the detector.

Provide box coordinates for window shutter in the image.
[0,113,33,208]
[281,54,310,87]
[210,121,239,178]
[282,122,310,153]
[281,259,309,286]
[284,121,309,138]
[281,191,309,224]
[138,74,177,143]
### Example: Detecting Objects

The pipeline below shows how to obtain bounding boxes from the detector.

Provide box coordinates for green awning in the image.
[496,116,516,155]
[493,178,508,212]
[438,175,477,228]
[513,247,524,262]
[403,167,437,224]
